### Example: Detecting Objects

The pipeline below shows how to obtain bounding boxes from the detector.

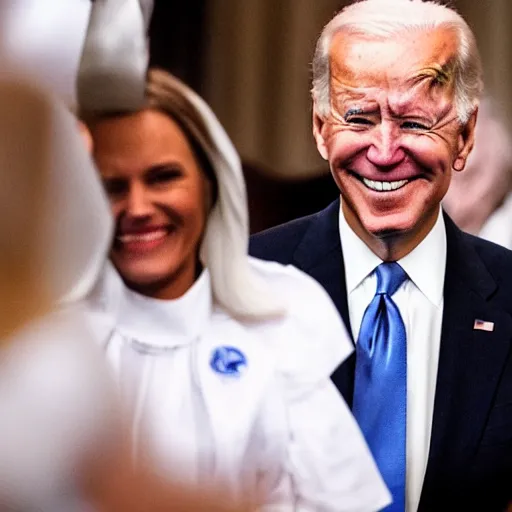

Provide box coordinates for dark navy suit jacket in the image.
[250,198,512,511]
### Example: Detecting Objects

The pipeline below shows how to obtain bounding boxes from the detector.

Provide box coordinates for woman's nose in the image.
[125,182,153,217]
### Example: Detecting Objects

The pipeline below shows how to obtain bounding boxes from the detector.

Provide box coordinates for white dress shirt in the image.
[86,259,392,511]
[338,205,446,512]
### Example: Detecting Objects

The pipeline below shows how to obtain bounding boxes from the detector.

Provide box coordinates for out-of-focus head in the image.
[311,0,483,258]
[443,98,512,234]
[85,69,282,318]
[88,70,216,300]
[77,0,154,114]
[0,78,112,336]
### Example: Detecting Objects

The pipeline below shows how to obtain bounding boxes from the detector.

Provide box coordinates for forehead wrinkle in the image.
[331,80,384,115]
[386,84,431,116]
[330,26,458,87]
[331,75,378,98]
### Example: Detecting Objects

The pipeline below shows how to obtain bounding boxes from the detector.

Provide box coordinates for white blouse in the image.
[86,257,391,511]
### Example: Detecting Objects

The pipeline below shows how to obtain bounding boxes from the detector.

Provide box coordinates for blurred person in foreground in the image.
[0,76,116,511]
[77,0,390,510]
[443,97,512,248]
[251,0,512,510]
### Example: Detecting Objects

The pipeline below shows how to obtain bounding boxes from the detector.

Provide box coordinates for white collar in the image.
[95,263,213,348]
[338,202,446,306]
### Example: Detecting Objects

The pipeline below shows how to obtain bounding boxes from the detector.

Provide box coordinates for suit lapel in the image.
[291,198,356,405]
[420,215,512,507]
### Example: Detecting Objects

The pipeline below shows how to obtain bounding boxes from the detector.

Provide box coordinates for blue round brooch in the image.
[210,346,247,377]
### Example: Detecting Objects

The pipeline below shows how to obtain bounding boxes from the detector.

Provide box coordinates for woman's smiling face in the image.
[91,108,211,299]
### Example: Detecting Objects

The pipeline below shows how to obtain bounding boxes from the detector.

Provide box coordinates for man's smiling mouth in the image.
[347,170,419,192]
[361,178,409,192]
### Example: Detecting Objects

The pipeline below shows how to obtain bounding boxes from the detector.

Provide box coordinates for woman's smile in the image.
[116,226,172,254]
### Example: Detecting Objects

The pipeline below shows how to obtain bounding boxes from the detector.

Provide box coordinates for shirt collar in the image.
[338,203,446,307]
[95,263,213,348]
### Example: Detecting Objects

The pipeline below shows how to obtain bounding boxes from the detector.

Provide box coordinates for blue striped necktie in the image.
[353,262,407,512]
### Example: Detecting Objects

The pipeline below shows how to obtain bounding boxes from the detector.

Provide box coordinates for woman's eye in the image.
[401,121,429,130]
[102,178,128,196]
[147,167,182,185]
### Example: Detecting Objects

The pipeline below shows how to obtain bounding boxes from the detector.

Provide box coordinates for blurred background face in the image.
[91,109,210,299]
[315,29,475,249]
[443,103,512,235]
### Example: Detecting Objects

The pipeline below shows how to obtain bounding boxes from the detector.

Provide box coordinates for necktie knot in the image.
[376,262,407,297]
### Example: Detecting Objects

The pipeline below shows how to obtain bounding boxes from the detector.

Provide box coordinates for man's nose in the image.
[126,183,152,217]
[366,122,406,168]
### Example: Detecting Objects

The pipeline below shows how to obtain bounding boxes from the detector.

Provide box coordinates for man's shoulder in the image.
[249,211,321,264]
[465,231,512,264]
[250,199,341,264]
[463,231,512,290]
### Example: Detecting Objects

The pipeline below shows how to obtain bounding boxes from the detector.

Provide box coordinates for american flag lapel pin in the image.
[473,319,494,332]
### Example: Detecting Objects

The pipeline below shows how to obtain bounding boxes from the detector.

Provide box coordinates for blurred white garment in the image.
[477,193,512,250]
[0,309,116,512]
[38,83,113,303]
[86,258,391,511]
[0,0,91,107]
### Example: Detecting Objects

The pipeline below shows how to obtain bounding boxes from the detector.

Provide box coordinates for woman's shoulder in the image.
[244,257,353,383]
[247,256,341,326]
[247,255,327,291]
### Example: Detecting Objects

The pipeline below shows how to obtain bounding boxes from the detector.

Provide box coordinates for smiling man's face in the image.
[314,27,477,257]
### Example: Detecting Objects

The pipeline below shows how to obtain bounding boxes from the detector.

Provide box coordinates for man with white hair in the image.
[251,0,512,510]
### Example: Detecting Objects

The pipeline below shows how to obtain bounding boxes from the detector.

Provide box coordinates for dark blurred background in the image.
[149,0,512,233]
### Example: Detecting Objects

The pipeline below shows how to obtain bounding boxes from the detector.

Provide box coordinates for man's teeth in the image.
[362,178,409,192]
[118,230,167,243]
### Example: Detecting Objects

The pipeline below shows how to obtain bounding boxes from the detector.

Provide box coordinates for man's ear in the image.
[453,106,478,172]
[312,105,329,160]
